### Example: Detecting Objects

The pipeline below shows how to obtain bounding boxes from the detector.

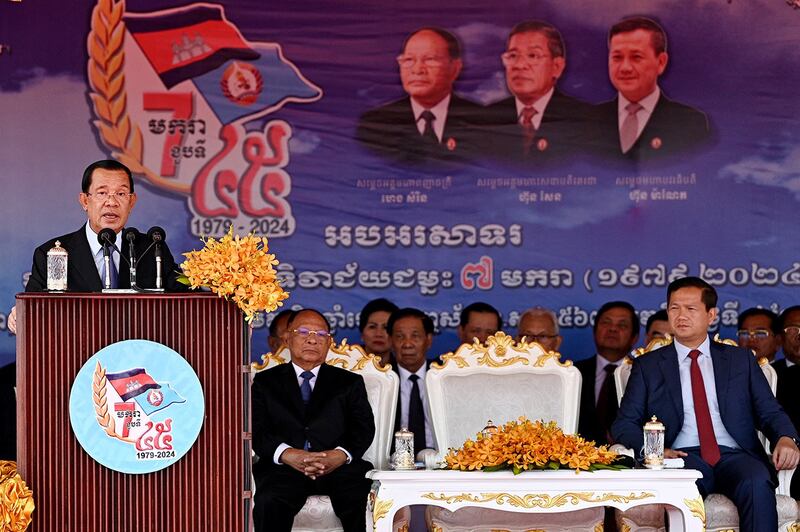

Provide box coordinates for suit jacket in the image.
[480,90,595,164]
[25,225,186,292]
[575,355,621,445]
[356,94,482,166]
[612,340,797,477]
[594,93,710,163]
[251,362,375,476]
[773,359,800,434]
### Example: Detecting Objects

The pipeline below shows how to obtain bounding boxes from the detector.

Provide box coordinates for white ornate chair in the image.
[613,335,799,532]
[422,332,604,532]
[252,341,409,532]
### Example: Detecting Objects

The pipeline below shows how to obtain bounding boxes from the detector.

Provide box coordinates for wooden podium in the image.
[15,293,250,532]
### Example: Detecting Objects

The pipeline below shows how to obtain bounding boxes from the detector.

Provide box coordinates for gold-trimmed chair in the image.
[613,335,799,532]
[252,340,409,532]
[422,332,604,532]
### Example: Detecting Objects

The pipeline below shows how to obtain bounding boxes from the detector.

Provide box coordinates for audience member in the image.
[358,298,399,366]
[737,307,780,362]
[515,307,562,352]
[252,309,374,532]
[388,308,437,455]
[267,309,295,354]
[613,277,799,531]
[457,301,501,345]
[643,309,671,345]
[775,305,800,498]
[576,301,639,445]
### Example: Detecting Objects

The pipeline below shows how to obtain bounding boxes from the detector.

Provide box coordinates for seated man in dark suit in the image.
[252,309,375,532]
[388,307,437,456]
[595,17,710,162]
[737,307,781,363]
[576,301,640,445]
[356,27,482,166]
[613,277,800,531]
[775,305,800,497]
[457,301,501,346]
[481,20,595,164]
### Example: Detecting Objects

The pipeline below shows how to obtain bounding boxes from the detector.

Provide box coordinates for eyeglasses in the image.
[784,326,800,339]
[737,329,773,340]
[85,191,133,203]
[291,327,331,339]
[501,51,553,66]
[396,55,447,69]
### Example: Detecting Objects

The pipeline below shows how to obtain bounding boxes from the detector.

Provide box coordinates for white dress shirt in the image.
[397,364,435,449]
[85,223,120,279]
[617,86,661,143]
[514,87,555,131]
[672,336,739,450]
[273,363,353,464]
[410,94,451,142]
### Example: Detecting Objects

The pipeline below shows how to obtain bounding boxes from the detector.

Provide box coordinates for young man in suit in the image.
[613,277,799,531]
[251,309,375,532]
[576,301,640,446]
[596,17,710,162]
[356,27,482,165]
[481,20,595,164]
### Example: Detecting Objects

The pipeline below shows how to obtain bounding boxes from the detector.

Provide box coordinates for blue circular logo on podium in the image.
[69,339,205,474]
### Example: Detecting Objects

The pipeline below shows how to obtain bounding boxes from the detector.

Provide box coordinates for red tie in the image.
[688,349,721,466]
[520,106,537,155]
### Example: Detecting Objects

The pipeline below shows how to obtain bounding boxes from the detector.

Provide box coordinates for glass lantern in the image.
[643,416,665,469]
[392,427,416,470]
[46,240,68,291]
[481,420,499,440]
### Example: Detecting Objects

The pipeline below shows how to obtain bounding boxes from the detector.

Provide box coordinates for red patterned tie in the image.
[688,349,721,466]
[520,106,537,155]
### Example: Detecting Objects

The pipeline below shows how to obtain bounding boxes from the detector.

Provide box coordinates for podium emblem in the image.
[69,340,205,474]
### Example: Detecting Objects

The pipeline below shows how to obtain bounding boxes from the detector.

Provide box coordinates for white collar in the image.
[674,335,711,361]
[85,222,122,258]
[514,87,555,119]
[398,363,427,382]
[291,362,321,378]
[618,86,660,116]
[410,94,451,122]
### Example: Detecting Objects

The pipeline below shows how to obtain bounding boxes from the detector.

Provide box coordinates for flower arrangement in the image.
[445,417,626,474]
[0,461,34,531]
[179,228,289,321]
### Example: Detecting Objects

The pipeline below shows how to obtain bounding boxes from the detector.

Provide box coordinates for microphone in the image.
[98,228,117,289]
[146,226,166,289]
[123,227,140,288]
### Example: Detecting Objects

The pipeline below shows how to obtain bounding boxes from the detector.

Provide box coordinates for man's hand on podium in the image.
[7,306,15,335]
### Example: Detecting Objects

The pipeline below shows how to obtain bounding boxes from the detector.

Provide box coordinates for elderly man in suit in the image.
[7,159,184,334]
[596,17,710,162]
[482,20,595,163]
[356,27,481,165]
[251,309,375,532]
[613,277,799,531]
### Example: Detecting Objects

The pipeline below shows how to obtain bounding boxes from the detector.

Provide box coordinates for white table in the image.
[366,468,705,531]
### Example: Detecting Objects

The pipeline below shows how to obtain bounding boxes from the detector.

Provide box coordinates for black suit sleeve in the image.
[159,241,189,292]
[251,374,286,463]
[341,374,375,458]
[25,245,48,292]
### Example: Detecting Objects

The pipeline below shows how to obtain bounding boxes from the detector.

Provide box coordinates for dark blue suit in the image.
[612,339,797,531]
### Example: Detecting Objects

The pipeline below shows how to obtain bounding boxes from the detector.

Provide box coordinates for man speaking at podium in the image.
[24,159,185,293]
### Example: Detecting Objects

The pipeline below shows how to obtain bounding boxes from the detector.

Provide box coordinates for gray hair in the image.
[518,306,559,334]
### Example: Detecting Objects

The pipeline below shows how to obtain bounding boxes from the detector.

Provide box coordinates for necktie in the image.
[520,106,537,155]
[596,364,618,444]
[620,102,643,153]
[688,350,721,466]
[300,370,314,404]
[408,374,427,455]
[419,110,439,144]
